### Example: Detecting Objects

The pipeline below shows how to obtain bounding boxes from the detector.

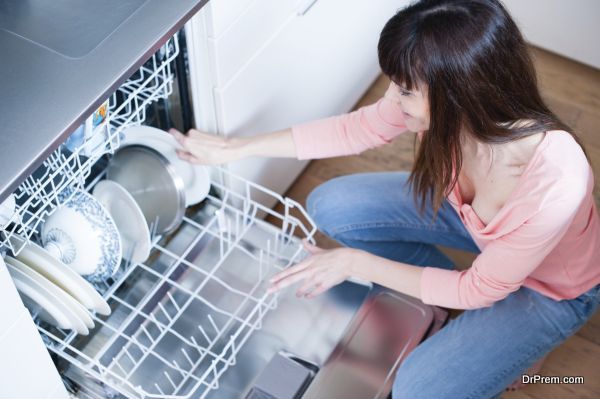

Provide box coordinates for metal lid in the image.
[106,144,186,235]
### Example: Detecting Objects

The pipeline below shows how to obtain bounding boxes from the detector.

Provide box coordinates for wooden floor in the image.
[277,47,600,398]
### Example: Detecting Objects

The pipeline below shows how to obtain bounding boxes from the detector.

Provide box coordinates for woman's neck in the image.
[461,130,546,170]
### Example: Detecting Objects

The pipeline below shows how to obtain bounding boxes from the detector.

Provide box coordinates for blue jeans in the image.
[306,171,600,399]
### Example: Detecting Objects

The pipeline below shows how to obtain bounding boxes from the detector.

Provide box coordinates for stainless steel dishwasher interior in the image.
[58,200,373,398]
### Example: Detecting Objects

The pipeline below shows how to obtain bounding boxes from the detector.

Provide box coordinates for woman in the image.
[171,0,600,397]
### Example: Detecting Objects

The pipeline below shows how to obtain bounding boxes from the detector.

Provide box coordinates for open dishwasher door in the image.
[230,284,446,399]
[301,289,447,399]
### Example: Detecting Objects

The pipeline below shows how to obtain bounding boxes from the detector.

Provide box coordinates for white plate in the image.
[122,125,211,206]
[5,256,95,330]
[93,180,152,264]
[16,242,111,316]
[0,194,21,228]
[5,259,89,335]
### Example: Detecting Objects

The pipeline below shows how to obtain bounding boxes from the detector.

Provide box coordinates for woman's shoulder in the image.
[532,130,592,207]
[542,130,590,174]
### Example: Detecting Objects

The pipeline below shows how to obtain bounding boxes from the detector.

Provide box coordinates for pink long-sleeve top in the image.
[291,84,600,309]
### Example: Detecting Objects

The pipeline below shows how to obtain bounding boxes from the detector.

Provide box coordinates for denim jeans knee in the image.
[305,175,364,238]
[305,181,332,234]
[392,349,438,399]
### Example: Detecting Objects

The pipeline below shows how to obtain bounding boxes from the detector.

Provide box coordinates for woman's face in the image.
[395,82,430,132]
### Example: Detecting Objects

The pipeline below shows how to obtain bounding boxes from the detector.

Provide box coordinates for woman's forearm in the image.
[351,250,424,300]
[234,128,297,159]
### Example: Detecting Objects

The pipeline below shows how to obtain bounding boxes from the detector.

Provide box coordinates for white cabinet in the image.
[0,256,24,327]
[207,0,299,86]
[502,0,600,69]
[0,258,68,399]
[203,0,257,38]
[187,0,406,205]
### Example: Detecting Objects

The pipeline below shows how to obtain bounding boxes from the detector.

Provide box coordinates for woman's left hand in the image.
[267,240,363,298]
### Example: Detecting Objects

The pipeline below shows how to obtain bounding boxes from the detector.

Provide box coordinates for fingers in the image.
[302,239,324,254]
[175,149,202,164]
[296,272,325,297]
[305,283,330,299]
[267,266,312,294]
[266,243,330,296]
[269,257,312,285]
[168,128,188,147]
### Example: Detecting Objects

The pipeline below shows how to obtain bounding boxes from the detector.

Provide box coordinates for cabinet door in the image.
[203,0,257,38]
[0,257,24,328]
[213,0,406,203]
[0,311,69,399]
[208,0,299,86]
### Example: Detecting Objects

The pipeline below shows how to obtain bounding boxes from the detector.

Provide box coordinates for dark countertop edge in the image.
[0,0,209,204]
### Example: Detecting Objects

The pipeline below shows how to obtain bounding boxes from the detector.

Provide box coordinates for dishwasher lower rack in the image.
[39,168,317,399]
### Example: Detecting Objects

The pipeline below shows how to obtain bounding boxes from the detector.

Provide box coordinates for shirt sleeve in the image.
[420,196,585,309]
[291,82,409,160]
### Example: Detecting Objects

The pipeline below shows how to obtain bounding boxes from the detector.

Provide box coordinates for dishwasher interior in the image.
[0,32,447,399]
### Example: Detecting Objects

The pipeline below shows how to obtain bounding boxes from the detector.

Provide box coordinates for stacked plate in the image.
[4,242,111,335]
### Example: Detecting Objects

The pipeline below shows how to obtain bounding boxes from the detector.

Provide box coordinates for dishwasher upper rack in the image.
[38,167,317,399]
[0,34,179,256]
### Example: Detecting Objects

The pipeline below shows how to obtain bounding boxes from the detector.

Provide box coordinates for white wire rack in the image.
[39,168,317,399]
[1,30,317,398]
[0,34,179,256]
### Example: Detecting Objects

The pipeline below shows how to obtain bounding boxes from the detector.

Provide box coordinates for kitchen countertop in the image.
[0,0,207,202]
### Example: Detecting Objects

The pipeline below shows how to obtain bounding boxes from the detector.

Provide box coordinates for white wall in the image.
[502,0,600,69]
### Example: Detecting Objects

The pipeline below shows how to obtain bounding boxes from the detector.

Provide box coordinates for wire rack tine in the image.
[19,33,321,398]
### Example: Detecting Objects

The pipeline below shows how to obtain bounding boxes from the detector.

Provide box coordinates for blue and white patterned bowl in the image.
[41,187,122,282]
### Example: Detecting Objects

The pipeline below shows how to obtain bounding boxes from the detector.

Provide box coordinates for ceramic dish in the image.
[15,242,111,315]
[106,145,186,235]
[41,187,122,282]
[6,260,89,334]
[93,180,152,264]
[121,125,211,206]
[5,256,94,330]
[0,194,21,228]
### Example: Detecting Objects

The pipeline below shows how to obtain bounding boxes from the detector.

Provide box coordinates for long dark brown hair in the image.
[378,0,586,215]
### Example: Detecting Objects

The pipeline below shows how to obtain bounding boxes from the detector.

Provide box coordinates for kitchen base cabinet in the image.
[187,0,409,207]
[0,311,69,399]
[0,255,69,398]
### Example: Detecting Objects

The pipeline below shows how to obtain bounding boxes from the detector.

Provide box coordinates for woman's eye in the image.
[399,89,412,96]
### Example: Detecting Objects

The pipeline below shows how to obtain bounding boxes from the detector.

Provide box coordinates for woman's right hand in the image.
[169,128,246,165]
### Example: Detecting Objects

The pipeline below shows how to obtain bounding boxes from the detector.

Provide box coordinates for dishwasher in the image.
[0,9,447,399]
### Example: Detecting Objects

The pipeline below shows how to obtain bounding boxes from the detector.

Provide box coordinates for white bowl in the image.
[41,187,122,282]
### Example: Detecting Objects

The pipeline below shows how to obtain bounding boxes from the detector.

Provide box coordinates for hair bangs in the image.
[378,19,424,91]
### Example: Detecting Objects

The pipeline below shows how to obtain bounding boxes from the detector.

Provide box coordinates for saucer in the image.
[6,258,89,334]
[16,242,111,315]
[5,256,94,330]
[93,180,152,264]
